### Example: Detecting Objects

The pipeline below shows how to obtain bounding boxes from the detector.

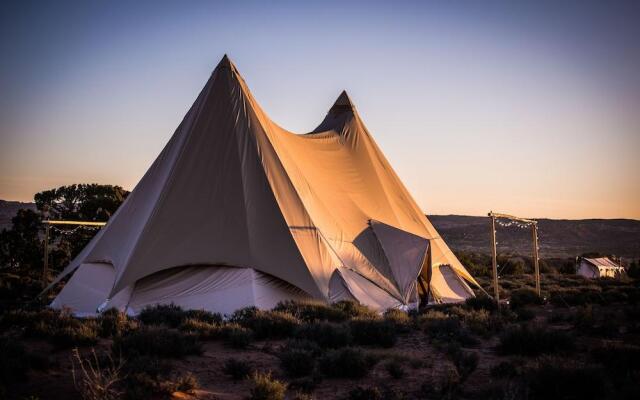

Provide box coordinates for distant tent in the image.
[576,257,624,279]
[49,55,478,315]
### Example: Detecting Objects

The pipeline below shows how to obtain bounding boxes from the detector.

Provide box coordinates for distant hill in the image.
[430,215,640,259]
[1,200,638,259]
[0,200,37,230]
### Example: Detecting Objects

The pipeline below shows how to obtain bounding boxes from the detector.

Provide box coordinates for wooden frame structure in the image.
[42,220,106,287]
[488,211,541,305]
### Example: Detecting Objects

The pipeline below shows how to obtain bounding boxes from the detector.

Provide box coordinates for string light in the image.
[50,225,101,235]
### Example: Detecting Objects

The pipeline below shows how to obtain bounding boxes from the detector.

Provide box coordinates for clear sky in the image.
[1,0,639,219]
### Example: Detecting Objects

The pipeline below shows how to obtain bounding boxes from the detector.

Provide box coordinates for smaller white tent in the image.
[576,257,624,279]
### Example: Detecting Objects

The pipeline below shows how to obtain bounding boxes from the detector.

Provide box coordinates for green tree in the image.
[0,209,42,270]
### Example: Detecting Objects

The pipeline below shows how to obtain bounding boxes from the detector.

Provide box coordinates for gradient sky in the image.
[1,1,639,219]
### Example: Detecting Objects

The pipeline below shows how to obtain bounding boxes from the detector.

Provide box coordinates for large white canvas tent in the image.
[49,55,478,316]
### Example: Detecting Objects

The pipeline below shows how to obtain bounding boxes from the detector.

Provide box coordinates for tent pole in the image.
[532,223,541,296]
[425,243,432,304]
[489,213,499,307]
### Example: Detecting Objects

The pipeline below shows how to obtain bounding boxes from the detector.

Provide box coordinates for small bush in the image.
[383,309,412,332]
[120,355,173,399]
[288,373,322,394]
[138,303,186,328]
[348,386,383,400]
[332,301,378,319]
[279,346,316,377]
[421,311,478,346]
[445,346,478,382]
[590,344,640,374]
[274,300,347,322]
[464,295,497,311]
[498,325,574,356]
[509,288,543,309]
[524,358,605,400]
[1,309,98,348]
[490,360,523,379]
[231,308,300,340]
[249,371,287,400]
[318,347,377,379]
[349,318,397,348]
[184,309,222,324]
[223,358,253,380]
[174,372,198,393]
[384,359,405,379]
[98,309,137,337]
[515,307,536,321]
[71,348,124,400]
[220,324,253,348]
[295,321,352,348]
[113,326,201,358]
[179,318,220,339]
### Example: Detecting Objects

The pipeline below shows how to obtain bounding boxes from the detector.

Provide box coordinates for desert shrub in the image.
[98,308,137,337]
[249,371,287,400]
[289,373,322,394]
[274,300,347,322]
[1,308,98,348]
[498,325,574,356]
[112,326,201,358]
[524,358,605,400]
[137,303,186,327]
[449,307,500,337]
[571,305,620,336]
[231,308,300,339]
[174,372,198,393]
[220,323,253,348]
[509,288,543,309]
[348,386,383,400]
[445,345,478,382]
[318,347,377,379]
[333,301,378,319]
[384,359,405,379]
[420,366,461,400]
[549,287,603,306]
[349,318,397,348]
[464,295,497,311]
[490,359,524,379]
[184,309,222,324]
[71,348,124,400]
[295,321,352,348]
[421,311,477,346]
[0,336,30,384]
[383,309,412,332]
[514,307,536,321]
[279,346,316,377]
[120,355,173,399]
[590,344,640,374]
[179,318,220,339]
[51,319,99,348]
[223,358,253,380]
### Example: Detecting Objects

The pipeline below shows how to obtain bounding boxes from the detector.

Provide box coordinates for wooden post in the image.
[489,214,499,305]
[532,223,541,296]
[43,223,50,288]
[425,242,433,303]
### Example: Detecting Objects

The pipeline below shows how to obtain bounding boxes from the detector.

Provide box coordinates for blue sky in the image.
[1,1,639,218]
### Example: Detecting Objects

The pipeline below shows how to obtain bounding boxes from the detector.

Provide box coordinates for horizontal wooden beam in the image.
[43,220,106,226]
[487,212,537,224]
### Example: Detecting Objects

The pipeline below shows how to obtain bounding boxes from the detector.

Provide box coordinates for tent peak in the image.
[329,90,355,114]
[216,54,234,70]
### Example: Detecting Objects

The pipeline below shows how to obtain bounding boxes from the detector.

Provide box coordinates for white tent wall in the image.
[50,55,478,316]
[51,264,312,316]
